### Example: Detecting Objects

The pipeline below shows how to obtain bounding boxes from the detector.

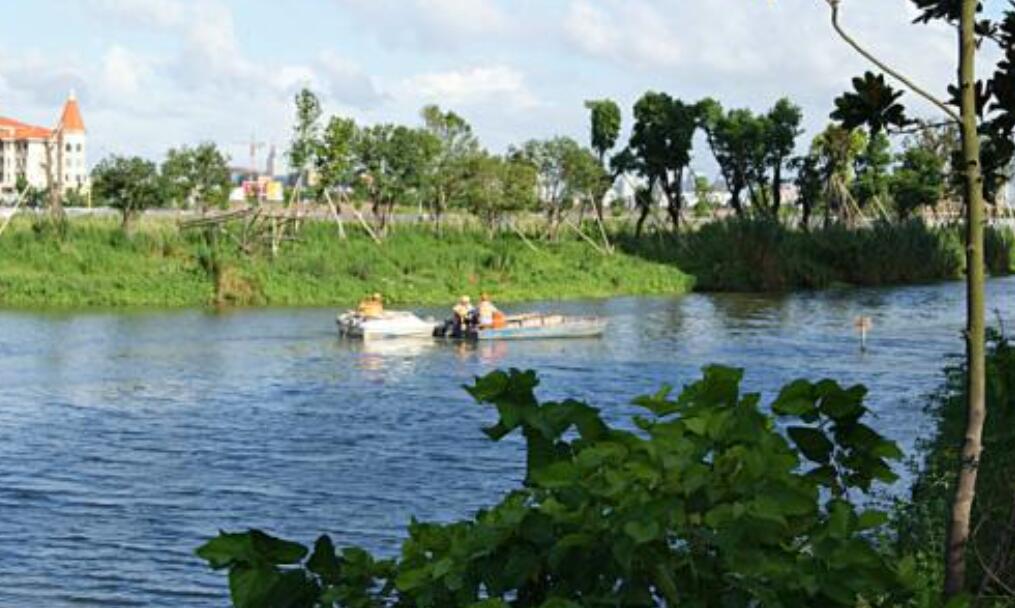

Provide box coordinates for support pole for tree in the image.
[508,219,540,253]
[564,216,608,255]
[0,184,30,239]
[351,205,382,245]
[945,0,988,596]
[323,189,347,240]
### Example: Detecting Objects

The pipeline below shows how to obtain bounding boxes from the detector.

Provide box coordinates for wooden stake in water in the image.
[854,316,873,352]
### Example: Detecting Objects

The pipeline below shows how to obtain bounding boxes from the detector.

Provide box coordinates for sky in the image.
[0,0,1001,176]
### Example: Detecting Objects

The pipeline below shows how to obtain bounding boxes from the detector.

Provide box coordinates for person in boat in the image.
[357,293,384,318]
[451,295,476,337]
[477,293,500,328]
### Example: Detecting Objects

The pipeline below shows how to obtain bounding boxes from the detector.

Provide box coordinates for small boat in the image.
[434,313,608,341]
[337,310,436,340]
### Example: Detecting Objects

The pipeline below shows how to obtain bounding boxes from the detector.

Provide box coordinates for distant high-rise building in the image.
[0,92,88,195]
[265,144,277,178]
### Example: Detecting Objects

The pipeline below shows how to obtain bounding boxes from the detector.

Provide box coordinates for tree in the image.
[626,91,699,230]
[516,137,592,240]
[890,146,945,220]
[162,143,232,212]
[823,0,1015,594]
[850,131,892,213]
[791,153,824,231]
[691,174,717,219]
[91,156,167,232]
[420,105,479,231]
[316,116,359,195]
[584,99,623,246]
[354,124,440,233]
[699,100,767,218]
[810,125,866,225]
[765,98,804,216]
[289,88,323,198]
[462,153,538,234]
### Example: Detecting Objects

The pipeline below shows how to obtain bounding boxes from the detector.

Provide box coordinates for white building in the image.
[0,92,88,196]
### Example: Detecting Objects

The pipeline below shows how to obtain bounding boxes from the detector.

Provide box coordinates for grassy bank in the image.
[619,218,1015,292]
[0,218,694,308]
[898,331,1015,602]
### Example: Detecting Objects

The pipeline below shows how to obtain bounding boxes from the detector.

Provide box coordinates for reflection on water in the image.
[0,277,1013,607]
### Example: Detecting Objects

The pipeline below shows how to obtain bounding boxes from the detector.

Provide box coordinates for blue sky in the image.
[0,0,991,175]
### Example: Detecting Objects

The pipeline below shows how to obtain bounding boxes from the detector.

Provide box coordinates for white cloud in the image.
[402,65,538,108]
[90,0,184,28]
[101,46,150,98]
[332,0,513,49]
[317,52,387,110]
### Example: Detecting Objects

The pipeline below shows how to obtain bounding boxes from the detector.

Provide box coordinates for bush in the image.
[619,218,970,292]
[199,366,919,607]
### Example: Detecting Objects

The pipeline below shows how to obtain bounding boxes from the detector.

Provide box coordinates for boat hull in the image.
[435,314,608,341]
[337,311,436,340]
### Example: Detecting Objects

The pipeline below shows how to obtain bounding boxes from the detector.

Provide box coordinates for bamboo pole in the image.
[0,185,31,239]
[323,189,347,240]
[508,219,539,253]
[564,216,608,255]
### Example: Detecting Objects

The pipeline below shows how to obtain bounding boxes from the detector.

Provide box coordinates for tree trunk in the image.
[945,0,988,597]
[121,209,133,234]
[730,186,744,217]
[635,204,650,238]
[772,163,783,219]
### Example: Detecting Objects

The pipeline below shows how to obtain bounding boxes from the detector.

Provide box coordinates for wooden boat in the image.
[435,313,608,341]
[337,310,436,340]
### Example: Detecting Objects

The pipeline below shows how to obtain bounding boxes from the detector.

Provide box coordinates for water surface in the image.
[1,278,1013,606]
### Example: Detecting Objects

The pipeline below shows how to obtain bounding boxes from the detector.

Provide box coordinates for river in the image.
[0,278,1013,606]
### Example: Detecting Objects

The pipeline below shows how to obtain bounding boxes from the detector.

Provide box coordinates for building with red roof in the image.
[0,91,88,196]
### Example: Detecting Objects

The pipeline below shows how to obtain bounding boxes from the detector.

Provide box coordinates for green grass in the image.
[618,218,1015,292]
[0,217,694,308]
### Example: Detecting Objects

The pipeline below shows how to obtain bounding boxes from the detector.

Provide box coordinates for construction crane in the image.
[231,134,266,179]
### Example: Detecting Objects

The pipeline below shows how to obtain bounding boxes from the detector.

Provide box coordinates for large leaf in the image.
[306,535,341,584]
[787,427,834,464]
[197,530,308,569]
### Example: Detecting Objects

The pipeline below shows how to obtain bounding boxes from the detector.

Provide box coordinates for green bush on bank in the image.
[0,217,694,308]
[200,366,919,607]
[619,218,1014,292]
[899,330,1015,602]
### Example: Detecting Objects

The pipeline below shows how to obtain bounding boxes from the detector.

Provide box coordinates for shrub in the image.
[199,366,918,607]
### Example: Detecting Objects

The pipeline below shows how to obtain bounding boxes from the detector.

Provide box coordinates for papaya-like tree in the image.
[821,0,1015,595]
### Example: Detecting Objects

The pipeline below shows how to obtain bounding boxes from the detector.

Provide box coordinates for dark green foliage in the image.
[161,143,232,211]
[891,147,947,219]
[619,217,982,292]
[902,330,1015,599]
[627,92,700,230]
[200,366,915,607]
[584,99,622,163]
[831,72,911,135]
[90,155,168,231]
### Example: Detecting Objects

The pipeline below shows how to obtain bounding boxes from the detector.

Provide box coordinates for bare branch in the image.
[824,0,961,123]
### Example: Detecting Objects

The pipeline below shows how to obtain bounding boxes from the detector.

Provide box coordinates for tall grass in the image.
[0,218,694,308]
[619,218,1013,292]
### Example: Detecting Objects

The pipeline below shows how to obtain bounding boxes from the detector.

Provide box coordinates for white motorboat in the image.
[337,310,436,340]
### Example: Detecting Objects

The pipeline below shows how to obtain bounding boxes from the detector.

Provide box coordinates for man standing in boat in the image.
[477,293,501,328]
